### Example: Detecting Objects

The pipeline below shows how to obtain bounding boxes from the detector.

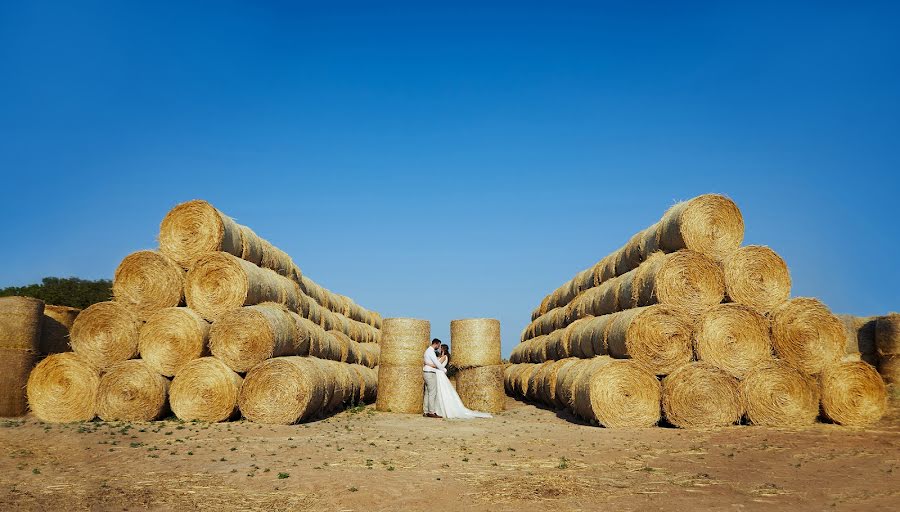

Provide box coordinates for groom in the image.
[423,338,446,418]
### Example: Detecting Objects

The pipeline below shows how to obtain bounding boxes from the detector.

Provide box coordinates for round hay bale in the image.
[358,343,380,369]
[159,200,244,268]
[169,357,242,422]
[327,330,352,363]
[633,250,725,310]
[819,361,887,427]
[606,305,695,376]
[741,360,820,427]
[695,304,773,379]
[722,245,791,314]
[0,349,37,417]
[39,305,80,355]
[96,359,168,422]
[185,252,296,321]
[239,356,327,424]
[323,360,357,410]
[450,318,502,368]
[238,225,265,266]
[525,363,549,402]
[877,355,900,385]
[572,356,661,428]
[285,311,311,356]
[380,318,430,367]
[26,352,99,422]
[259,243,295,279]
[554,359,589,408]
[294,314,329,357]
[139,307,209,377]
[308,357,339,412]
[112,250,185,319]
[69,301,141,369]
[375,365,423,414]
[566,316,609,359]
[349,364,377,403]
[516,364,542,399]
[209,304,298,373]
[770,298,845,375]
[509,343,527,364]
[503,365,518,395]
[0,296,44,351]
[661,362,742,428]
[876,313,900,356]
[538,358,579,406]
[654,194,744,262]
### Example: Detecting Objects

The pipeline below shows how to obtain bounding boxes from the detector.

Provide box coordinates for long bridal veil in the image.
[432,371,492,419]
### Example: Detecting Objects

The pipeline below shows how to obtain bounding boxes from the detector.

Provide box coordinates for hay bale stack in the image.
[26,353,100,422]
[0,349,37,417]
[531,194,743,316]
[455,365,505,413]
[39,305,80,355]
[239,356,326,424]
[537,358,579,406]
[819,361,887,427]
[358,343,380,368]
[139,307,209,377]
[376,366,425,414]
[69,301,141,369]
[96,359,169,421]
[0,296,44,351]
[722,245,791,314]
[605,305,695,376]
[571,356,661,428]
[112,250,185,319]
[209,303,300,373]
[877,355,900,385]
[770,298,845,375]
[185,252,300,321]
[694,304,773,379]
[450,319,502,368]
[378,318,430,366]
[741,361,820,427]
[661,363,742,428]
[836,315,878,366]
[170,357,242,422]
[875,314,900,358]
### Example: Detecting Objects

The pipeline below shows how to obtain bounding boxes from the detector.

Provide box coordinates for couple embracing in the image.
[422,338,491,420]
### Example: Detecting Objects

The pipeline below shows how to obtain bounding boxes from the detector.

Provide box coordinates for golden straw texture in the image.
[571,356,662,428]
[139,307,209,377]
[450,318,502,368]
[239,356,327,424]
[694,304,773,379]
[722,245,791,314]
[875,313,900,356]
[770,298,845,375]
[661,362,742,428]
[606,305,695,375]
[375,365,424,414]
[96,359,169,421]
[112,250,185,319]
[0,296,44,351]
[170,357,242,422]
[819,361,887,427]
[741,361,820,427]
[0,349,36,417]
[39,305,80,355]
[159,199,244,268]
[209,303,299,373]
[69,301,141,369]
[455,365,505,413]
[26,352,100,422]
[380,318,430,367]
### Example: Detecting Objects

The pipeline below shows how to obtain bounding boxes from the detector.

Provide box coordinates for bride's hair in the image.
[441,344,450,360]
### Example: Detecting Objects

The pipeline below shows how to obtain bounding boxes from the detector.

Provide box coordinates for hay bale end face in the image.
[209,303,298,373]
[39,305,80,355]
[239,356,326,424]
[741,361,820,427]
[170,357,242,422]
[0,348,37,417]
[455,365,505,413]
[722,245,791,314]
[450,318,502,368]
[661,362,742,428]
[26,352,100,423]
[819,361,887,427]
[158,199,244,268]
[96,359,169,422]
[139,307,209,377]
[606,305,695,376]
[69,301,141,369]
[572,356,661,428]
[769,298,845,375]
[112,250,185,319]
[655,194,744,261]
[0,296,45,351]
[375,365,424,414]
[694,304,773,379]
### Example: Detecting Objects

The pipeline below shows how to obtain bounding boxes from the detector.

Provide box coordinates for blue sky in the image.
[1,1,898,356]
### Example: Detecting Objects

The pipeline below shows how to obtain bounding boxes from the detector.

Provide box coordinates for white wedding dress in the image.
[432,370,492,420]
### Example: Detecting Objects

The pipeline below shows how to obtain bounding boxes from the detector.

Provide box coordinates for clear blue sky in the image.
[2,1,898,356]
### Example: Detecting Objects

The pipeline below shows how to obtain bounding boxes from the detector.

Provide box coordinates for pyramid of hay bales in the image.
[25,199,382,424]
[506,194,889,428]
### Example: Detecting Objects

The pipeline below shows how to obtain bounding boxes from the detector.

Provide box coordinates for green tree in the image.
[0,277,112,309]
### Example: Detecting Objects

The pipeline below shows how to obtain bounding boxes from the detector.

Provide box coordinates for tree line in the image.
[0,277,112,309]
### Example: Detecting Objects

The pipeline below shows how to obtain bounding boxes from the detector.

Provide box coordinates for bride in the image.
[432,343,492,419]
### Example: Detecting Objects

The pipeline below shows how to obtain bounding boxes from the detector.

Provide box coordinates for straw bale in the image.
[0,349,36,417]
[39,305,80,355]
[722,245,791,314]
[819,361,887,427]
[375,365,423,414]
[209,303,299,373]
[450,318,502,368]
[96,359,168,421]
[26,352,99,422]
[239,356,327,424]
[170,357,242,422]
[770,298,845,375]
[0,296,44,351]
[661,362,742,428]
[571,356,661,428]
[741,360,820,427]
[695,304,773,379]
[69,301,141,369]
[605,305,695,375]
[139,307,209,377]
[112,250,185,319]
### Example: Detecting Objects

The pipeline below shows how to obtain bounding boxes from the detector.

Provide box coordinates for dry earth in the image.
[1,395,899,511]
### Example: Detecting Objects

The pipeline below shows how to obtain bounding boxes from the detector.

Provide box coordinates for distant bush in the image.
[0,277,112,309]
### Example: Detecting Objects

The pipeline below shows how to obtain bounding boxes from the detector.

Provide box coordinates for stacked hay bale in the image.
[0,297,44,417]
[450,319,505,413]
[376,318,429,414]
[24,199,382,423]
[39,305,80,355]
[876,314,900,384]
[511,194,887,428]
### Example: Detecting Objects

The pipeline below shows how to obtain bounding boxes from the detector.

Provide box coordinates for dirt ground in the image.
[1,395,898,512]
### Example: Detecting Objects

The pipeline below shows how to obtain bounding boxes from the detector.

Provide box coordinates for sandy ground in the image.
[1,395,898,512]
